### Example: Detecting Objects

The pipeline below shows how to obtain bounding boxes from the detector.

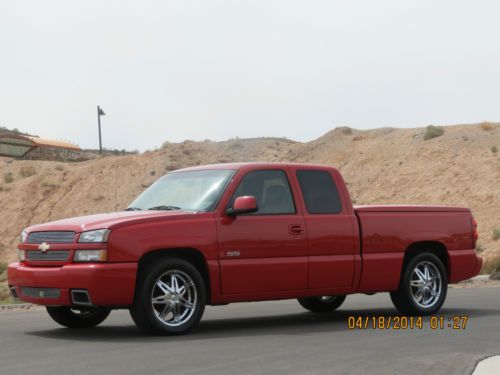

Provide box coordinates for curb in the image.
[472,355,500,374]
[0,303,34,311]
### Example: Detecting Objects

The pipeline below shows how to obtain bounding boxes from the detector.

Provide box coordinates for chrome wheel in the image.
[410,261,442,308]
[151,270,197,327]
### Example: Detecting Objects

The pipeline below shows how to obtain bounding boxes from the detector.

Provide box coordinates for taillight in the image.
[472,217,478,248]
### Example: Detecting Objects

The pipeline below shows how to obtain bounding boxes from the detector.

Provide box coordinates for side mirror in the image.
[226,196,258,216]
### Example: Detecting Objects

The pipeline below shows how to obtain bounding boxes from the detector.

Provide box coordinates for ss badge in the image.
[226,250,240,257]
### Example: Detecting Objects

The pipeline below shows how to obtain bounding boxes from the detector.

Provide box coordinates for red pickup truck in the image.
[8,163,482,335]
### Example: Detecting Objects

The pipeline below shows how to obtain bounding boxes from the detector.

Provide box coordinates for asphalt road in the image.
[0,287,499,375]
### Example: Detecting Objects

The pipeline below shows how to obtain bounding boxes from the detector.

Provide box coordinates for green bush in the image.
[41,179,58,189]
[475,243,485,253]
[55,165,65,171]
[0,284,14,305]
[0,262,7,283]
[492,228,500,241]
[20,166,36,178]
[492,146,498,154]
[3,172,13,183]
[481,255,500,274]
[424,125,444,140]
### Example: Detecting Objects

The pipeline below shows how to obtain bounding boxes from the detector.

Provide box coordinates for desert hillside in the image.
[1,123,499,266]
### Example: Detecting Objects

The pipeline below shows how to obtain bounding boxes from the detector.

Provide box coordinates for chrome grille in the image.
[21,287,60,299]
[26,250,70,261]
[27,231,75,244]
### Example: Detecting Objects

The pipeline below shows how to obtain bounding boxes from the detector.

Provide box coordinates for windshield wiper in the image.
[125,207,142,211]
[147,205,182,211]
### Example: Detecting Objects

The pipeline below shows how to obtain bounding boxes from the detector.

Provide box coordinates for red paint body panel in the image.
[7,162,482,308]
[355,209,477,292]
[8,262,136,306]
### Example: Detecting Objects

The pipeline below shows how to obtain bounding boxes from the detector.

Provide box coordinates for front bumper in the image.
[7,262,137,307]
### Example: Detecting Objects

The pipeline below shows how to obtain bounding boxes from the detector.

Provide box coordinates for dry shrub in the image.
[41,179,58,189]
[0,285,12,303]
[492,228,500,241]
[165,163,182,172]
[20,166,36,178]
[3,172,13,184]
[481,255,500,274]
[480,121,494,131]
[353,135,365,142]
[475,243,485,253]
[340,127,353,135]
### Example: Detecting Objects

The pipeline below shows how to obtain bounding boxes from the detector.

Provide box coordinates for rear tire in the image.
[46,306,111,328]
[298,295,346,312]
[390,252,447,315]
[130,258,206,335]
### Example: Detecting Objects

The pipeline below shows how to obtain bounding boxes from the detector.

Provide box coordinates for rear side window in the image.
[231,170,296,215]
[296,170,342,214]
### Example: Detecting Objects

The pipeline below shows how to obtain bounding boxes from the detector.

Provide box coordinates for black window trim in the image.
[227,169,297,216]
[296,169,343,215]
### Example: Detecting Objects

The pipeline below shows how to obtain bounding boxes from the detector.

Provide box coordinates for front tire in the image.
[298,295,346,312]
[390,252,447,315]
[46,306,111,328]
[130,258,206,335]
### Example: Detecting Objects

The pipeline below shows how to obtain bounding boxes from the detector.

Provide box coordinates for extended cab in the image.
[7,163,482,334]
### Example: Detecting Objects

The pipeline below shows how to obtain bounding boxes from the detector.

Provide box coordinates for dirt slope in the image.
[0,123,499,265]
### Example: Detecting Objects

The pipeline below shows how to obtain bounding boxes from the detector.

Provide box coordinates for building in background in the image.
[0,133,81,161]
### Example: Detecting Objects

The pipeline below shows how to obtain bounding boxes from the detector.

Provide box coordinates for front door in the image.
[217,169,308,296]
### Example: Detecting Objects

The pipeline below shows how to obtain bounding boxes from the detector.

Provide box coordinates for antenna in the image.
[115,163,118,211]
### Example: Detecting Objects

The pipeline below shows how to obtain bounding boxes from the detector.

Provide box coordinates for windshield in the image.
[127,169,235,212]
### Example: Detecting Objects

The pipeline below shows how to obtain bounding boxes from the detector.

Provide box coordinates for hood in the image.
[25,210,199,234]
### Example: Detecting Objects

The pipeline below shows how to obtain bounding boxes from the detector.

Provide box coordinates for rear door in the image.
[216,167,308,296]
[293,168,358,289]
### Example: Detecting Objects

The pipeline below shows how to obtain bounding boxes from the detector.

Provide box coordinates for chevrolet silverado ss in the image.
[8,163,482,335]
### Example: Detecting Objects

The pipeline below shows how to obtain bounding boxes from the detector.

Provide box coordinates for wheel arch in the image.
[136,248,212,304]
[403,241,449,279]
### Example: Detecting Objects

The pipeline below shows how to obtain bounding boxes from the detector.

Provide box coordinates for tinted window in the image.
[296,170,342,214]
[231,170,295,214]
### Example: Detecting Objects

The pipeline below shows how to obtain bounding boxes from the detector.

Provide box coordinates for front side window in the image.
[296,170,342,214]
[231,170,295,215]
[128,169,235,212]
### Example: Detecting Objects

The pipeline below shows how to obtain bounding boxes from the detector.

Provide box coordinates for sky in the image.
[1,1,499,151]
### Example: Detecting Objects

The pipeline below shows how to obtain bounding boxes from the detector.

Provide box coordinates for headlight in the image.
[20,230,28,244]
[18,249,26,262]
[74,250,107,262]
[78,229,110,243]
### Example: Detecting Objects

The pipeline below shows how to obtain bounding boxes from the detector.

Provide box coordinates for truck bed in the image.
[354,205,480,293]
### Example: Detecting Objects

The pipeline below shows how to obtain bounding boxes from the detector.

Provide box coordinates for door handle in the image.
[289,224,305,235]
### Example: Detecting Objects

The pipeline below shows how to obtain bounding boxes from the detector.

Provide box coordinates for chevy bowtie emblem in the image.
[38,242,50,252]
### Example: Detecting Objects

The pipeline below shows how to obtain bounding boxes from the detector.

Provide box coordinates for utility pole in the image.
[97,105,106,154]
